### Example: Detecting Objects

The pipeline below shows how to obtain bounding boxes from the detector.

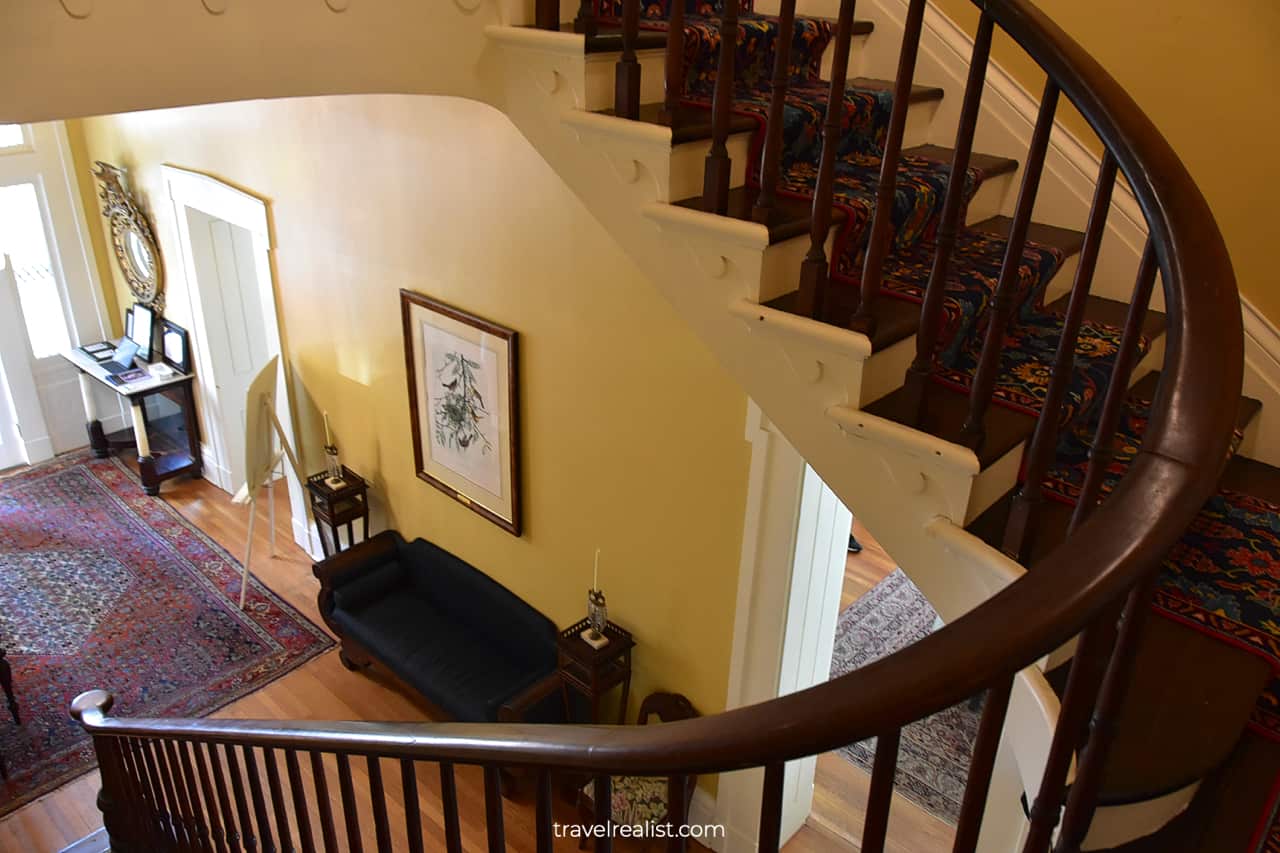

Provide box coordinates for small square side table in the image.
[556,619,634,725]
[305,467,370,558]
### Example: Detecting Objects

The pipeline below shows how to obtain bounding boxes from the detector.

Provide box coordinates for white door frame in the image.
[0,121,123,463]
[711,401,851,852]
[162,165,311,555]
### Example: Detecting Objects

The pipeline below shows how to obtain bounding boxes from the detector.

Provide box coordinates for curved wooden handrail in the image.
[74,0,1242,836]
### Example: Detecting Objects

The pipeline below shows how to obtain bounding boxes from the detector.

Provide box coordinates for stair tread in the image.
[597,101,759,143]
[970,215,1087,257]
[1042,293,1169,344]
[865,380,1035,469]
[905,144,1018,177]
[672,185,849,244]
[846,77,945,105]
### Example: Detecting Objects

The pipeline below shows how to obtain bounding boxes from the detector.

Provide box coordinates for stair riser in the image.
[757,225,841,303]
[819,33,875,82]
[584,49,669,112]
[669,131,756,202]
[964,334,1167,527]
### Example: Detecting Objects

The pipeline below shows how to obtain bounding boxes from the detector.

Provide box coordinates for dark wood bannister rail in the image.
[74,1,1242,851]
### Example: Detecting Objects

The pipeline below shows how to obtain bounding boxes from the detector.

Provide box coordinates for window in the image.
[0,125,24,150]
[0,183,71,358]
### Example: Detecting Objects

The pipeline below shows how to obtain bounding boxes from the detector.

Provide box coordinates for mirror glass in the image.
[125,229,154,280]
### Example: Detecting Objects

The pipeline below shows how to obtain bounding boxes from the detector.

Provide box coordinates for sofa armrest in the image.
[498,673,564,723]
[313,530,403,588]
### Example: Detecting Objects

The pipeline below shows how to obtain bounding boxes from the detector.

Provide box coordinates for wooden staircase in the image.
[16,0,1262,850]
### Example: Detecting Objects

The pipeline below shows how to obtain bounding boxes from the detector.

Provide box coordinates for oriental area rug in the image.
[829,569,980,825]
[0,452,333,817]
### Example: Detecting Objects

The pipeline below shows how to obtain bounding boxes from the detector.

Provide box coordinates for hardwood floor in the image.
[0,462,948,852]
[786,518,954,853]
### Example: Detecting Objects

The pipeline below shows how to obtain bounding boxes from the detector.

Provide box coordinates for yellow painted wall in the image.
[70,94,752,723]
[933,0,1280,319]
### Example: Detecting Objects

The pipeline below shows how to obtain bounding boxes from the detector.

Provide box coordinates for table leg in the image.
[0,647,18,726]
[182,381,202,478]
[79,374,109,458]
[617,674,631,726]
[131,400,159,496]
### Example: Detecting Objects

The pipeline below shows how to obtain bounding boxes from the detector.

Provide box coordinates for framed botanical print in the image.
[400,290,521,535]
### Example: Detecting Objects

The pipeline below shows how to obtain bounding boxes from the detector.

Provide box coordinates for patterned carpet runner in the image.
[829,568,980,824]
[644,8,1130,419]
[0,452,333,817]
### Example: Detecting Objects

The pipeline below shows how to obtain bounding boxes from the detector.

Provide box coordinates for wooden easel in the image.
[231,390,309,609]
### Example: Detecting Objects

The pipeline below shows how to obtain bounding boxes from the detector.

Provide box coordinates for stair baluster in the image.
[535,0,558,31]
[952,677,1014,853]
[401,759,425,853]
[285,750,318,853]
[485,767,507,853]
[592,773,613,852]
[440,762,463,853]
[207,742,244,853]
[757,763,785,853]
[861,728,900,853]
[751,0,797,225]
[155,739,193,851]
[662,0,686,120]
[615,0,641,120]
[1022,611,1122,853]
[667,774,691,853]
[175,740,213,853]
[849,0,927,337]
[903,12,994,420]
[1053,577,1160,853]
[309,751,341,853]
[574,0,597,36]
[366,756,393,852]
[1003,153,1120,560]
[702,0,741,214]
[535,770,554,853]
[1070,241,1159,530]
[118,737,161,850]
[795,0,858,318]
[335,753,364,853]
[241,746,277,853]
[223,744,258,853]
[263,748,294,853]
[959,80,1061,449]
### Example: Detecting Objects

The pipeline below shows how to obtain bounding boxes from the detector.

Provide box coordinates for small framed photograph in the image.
[125,302,155,362]
[160,319,191,374]
[400,290,521,535]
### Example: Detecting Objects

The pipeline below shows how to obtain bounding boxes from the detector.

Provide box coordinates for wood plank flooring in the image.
[0,462,949,852]
[789,518,953,853]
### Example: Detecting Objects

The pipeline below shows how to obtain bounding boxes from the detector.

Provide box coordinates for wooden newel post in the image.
[71,691,137,853]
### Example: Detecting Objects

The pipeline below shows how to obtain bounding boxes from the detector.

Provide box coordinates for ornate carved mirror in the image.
[92,162,164,311]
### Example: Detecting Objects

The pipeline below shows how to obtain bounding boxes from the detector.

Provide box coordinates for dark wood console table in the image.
[62,350,200,496]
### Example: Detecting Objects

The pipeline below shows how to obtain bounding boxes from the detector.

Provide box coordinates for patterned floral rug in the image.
[829,569,980,824]
[0,452,334,817]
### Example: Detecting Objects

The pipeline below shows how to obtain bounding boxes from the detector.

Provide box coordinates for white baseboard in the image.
[292,515,326,562]
[689,787,724,852]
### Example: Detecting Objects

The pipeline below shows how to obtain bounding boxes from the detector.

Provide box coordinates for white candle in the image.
[323,411,333,446]
[593,548,600,590]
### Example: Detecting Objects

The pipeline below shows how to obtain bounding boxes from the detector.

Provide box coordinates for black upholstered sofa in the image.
[314,530,562,722]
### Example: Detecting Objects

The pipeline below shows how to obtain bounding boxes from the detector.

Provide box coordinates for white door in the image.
[0,122,112,462]
[184,207,272,493]
[0,265,27,470]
